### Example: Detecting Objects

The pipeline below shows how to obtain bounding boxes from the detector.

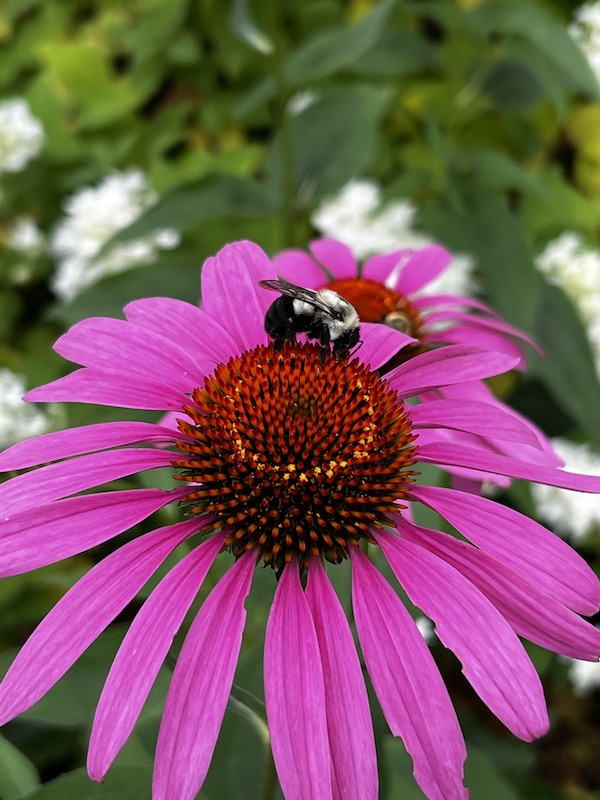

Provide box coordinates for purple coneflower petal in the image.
[358,323,417,370]
[351,548,468,800]
[88,533,225,781]
[398,518,600,660]
[53,318,209,393]
[265,563,332,800]
[124,298,239,363]
[0,449,176,514]
[387,345,519,397]
[0,488,184,577]
[309,238,357,279]
[0,422,179,471]
[362,249,409,284]
[153,551,255,800]
[395,245,452,296]
[424,310,542,354]
[427,327,527,368]
[414,294,504,319]
[272,249,328,287]
[408,399,541,448]
[25,368,190,411]
[0,518,198,726]
[418,443,600,492]
[306,560,378,800]
[410,485,600,615]
[377,530,549,741]
[202,241,273,350]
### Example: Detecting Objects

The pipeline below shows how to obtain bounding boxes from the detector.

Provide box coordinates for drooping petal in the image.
[0,448,176,514]
[358,323,417,371]
[386,345,519,397]
[377,529,549,741]
[427,326,527,369]
[309,238,357,279]
[201,240,273,350]
[53,318,209,392]
[351,548,468,800]
[0,488,185,577]
[306,560,377,800]
[25,368,190,411]
[272,249,329,288]
[408,399,541,448]
[413,294,505,319]
[423,309,542,354]
[124,298,239,363]
[398,517,600,660]
[396,245,452,296]
[410,485,600,615]
[264,563,332,800]
[0,519,199,726]
[362,249,410,285]
[153,552,255,800]
[417,442,600,492]
[88,533,225,780]
[0,421,179,471]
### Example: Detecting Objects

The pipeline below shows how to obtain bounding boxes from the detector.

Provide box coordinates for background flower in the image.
[0,99,44,175]
[0,368,50,449]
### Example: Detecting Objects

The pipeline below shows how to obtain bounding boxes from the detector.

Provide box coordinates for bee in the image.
[259,278,361,364]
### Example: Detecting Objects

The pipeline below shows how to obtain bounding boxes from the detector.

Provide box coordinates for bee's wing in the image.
[259,278,337,316]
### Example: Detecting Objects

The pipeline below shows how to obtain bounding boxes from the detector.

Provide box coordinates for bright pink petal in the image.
[25,368,189,411]
[272,249,329,288]
[0,422,178,471]
[408,399,541,448]
[124,298,239,363]
[88,533,225,780]
[423,309,542,354]
[386,345,519,397]
[427,326,527,369]
[410,485,600,615]
[414,294,505,319]
[201,241,273,350]
[54,318,209,392]
[377,529,549,741]
[0,518,199,726]
[398,516,600,660]
[306,560,377,800]
[0,448,176,514]
[351,548,468,800]
[418,442,600,492]
[358,323,417,370]
[0,488,185,577]
[265,563,332,800]
[153,552,255,800]
[396,245,452,296]
[362,249,410,285]
[309,238,358,279]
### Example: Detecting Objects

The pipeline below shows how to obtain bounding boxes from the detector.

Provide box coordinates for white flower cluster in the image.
[0,99,44,174]
[535,232,600,374]
[311,179,476,296]
[0,369,49,449]
[568,656,600,695]
[8,217,45,256]
[569,1,600,83]
[50,169,180,302]
[532,438,600,540]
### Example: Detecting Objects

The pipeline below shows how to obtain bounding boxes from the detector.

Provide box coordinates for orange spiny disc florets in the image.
[172,342,417,573]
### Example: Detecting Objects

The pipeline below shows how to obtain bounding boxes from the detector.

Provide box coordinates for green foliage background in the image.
[1,0,600,798]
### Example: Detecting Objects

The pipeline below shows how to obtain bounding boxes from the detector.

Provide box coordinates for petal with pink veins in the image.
[306,560,378,800]
[362,249,410,285]
[351,548,468,800]
[152,551,255,800]
[265,563,332,800]
[272,249,329,288]
[358,323,417,370]
[309,238,358,279]
[396,245,452,296]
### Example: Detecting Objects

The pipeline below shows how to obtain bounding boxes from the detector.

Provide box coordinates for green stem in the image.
[258,745,279,800]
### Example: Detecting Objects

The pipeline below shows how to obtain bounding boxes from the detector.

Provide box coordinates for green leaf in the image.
[450,149,546,196]
[0,734,40,800]
[521,170,598,237]
[230,0,273,55]
[530,282,600,448]
[482,59,544,112]
[347,28,439,76]
[23,766,154,800]
[464,748,521,800]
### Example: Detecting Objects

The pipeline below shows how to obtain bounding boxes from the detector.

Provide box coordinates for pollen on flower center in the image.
[172,342,418,572]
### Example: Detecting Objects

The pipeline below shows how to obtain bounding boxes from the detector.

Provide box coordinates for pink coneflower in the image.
[0,241,599,800]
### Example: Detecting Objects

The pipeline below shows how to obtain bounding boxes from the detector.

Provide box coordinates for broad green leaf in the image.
[521,170,598,237]
[450,149,545,196]
[347,28,439,76]
[464,748,521,800]
[482,59,544,112]
[530,282,600,448]
[24,766,154,800]
[230,0,273,55]
[0,734,40,800]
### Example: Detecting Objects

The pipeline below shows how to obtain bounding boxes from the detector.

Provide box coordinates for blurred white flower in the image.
[312,179,476,296]
[7,217,46,256]
[415,616,435,644]
[50,169,181,302]
[0,99,44,174]
[569,1,600,83]
[568,656,600,695]
[287,90,320,116]
[532,438,600,539]
[535,231,600,374]
[0,369,49,449]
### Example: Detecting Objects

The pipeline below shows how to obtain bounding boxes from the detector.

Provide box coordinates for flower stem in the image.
[259,745,279,800]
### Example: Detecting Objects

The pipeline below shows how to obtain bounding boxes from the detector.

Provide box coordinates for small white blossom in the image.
[532,438,600,539]
[535,232,600,374]
[568,657,600,695]
[415,616,436,644]
[0,99,44,174]
[0,369,49,449]
[50,169,181,302]
[7,217,46,256]
[569,1,600,83]
[312,179,476,295]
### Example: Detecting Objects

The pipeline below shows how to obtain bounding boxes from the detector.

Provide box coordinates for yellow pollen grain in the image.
[299,473,308,482]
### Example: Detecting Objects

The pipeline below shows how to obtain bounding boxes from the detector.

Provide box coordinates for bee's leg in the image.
[318,326,330,365]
